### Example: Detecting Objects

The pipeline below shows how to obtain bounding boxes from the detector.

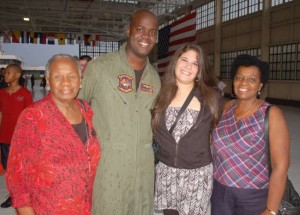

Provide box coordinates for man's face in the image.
[4,67,20,83]
[126,11,158,59]
[79,59,88,72]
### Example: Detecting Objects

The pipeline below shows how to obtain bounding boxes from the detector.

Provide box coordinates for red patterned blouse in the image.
[6,94,100,215]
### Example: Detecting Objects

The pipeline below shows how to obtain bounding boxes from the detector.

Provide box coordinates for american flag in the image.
[157,12,196,74]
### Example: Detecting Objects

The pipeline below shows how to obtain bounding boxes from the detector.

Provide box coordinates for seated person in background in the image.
[6,54,101,215]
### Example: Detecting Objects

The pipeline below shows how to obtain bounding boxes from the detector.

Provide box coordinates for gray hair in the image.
[45,54,81,77]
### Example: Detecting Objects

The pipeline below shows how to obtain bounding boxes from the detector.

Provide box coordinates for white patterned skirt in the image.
[154,162,213,215]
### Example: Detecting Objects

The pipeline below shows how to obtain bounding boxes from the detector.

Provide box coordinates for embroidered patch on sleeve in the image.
[118,74,133,93]
[140,83,153,93]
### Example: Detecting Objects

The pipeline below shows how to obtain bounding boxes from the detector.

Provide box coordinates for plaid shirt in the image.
[212,100,270,189]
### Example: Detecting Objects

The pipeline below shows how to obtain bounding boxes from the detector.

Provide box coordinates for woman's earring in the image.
[79,84,82,89]
[258,91,261,95]
[46,86,50,91]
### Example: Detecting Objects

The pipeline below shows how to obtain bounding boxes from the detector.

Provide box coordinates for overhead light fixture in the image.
[23,17,30,21]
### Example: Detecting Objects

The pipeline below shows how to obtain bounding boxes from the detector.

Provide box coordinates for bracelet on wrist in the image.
[266,207,277,215]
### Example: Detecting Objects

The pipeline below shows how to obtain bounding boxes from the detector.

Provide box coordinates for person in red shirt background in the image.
[0,64,33,208]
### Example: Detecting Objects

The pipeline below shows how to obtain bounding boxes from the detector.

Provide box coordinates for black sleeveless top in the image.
[72,118,88,144]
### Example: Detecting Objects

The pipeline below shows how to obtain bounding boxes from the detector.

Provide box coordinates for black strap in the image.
[264,105,272,176]
[169,88,195,134]
[79,99,87,112]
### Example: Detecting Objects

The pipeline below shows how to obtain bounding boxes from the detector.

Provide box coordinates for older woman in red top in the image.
[6,54,101,215]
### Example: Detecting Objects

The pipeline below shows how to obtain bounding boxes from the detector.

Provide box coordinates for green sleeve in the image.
[78,62,97,101]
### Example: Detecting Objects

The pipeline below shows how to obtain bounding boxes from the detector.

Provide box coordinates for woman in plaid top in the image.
[211,54,290,215]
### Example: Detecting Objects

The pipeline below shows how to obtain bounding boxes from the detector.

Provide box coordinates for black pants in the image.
[0,143,10,170]
[163,209,179,215]
[211,180,268,215]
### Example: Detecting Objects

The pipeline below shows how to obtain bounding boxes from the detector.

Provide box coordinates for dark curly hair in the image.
[230,54,269,89]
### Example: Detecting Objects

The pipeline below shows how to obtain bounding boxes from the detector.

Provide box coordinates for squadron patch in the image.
[118,74,133,93]
[140,83,153,93]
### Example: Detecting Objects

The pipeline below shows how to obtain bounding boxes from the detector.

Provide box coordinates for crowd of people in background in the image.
[0,9,291,215]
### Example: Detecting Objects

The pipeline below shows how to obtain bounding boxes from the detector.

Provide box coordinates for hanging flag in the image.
[3,31,12,43]
[33,32,39,44]
[76,34,83,44]
[66,33,75,45]
[157,12,196,74]
[27,32,31,43]
[57,33,66,45]
[84,34,91,46]
[47,33,55,45]
[29,32,35,43]
[39,33,47,44]
[20,31,29,43]
[95,34,100,41]
[12,31,21,43]
[91,34,100,46]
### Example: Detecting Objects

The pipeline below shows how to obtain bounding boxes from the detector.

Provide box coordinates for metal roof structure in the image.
[0,0,206,41]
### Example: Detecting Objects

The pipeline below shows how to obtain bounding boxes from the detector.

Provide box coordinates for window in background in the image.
[269,43,300,80]
[272,0,293,7]
[79,41,119,59]
[222,0,263,22]
[269,46,282,80]
[298,43,300,80]
[220,48,261,79]
[196,1,215,30]
[208,54,214,68]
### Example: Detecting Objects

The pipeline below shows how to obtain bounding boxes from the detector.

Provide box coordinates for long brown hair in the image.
[151,43,220,134]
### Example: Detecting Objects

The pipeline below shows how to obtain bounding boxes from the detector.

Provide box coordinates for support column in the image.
[261,0,271,99]
[214,0,222,76]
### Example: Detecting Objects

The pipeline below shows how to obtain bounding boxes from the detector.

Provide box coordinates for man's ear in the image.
[16,72,21,79]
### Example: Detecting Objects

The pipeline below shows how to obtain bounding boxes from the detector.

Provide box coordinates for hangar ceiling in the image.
[0,0,204,41]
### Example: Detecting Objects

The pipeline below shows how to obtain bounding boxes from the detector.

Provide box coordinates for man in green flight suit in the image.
[79,9,161,215]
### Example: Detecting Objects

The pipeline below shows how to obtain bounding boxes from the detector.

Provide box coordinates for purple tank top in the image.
[212,100,270,189]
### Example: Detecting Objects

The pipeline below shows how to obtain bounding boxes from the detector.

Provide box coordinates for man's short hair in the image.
[79,55,92,62]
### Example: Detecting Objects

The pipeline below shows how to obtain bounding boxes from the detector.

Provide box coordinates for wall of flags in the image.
[1,31,101,46]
